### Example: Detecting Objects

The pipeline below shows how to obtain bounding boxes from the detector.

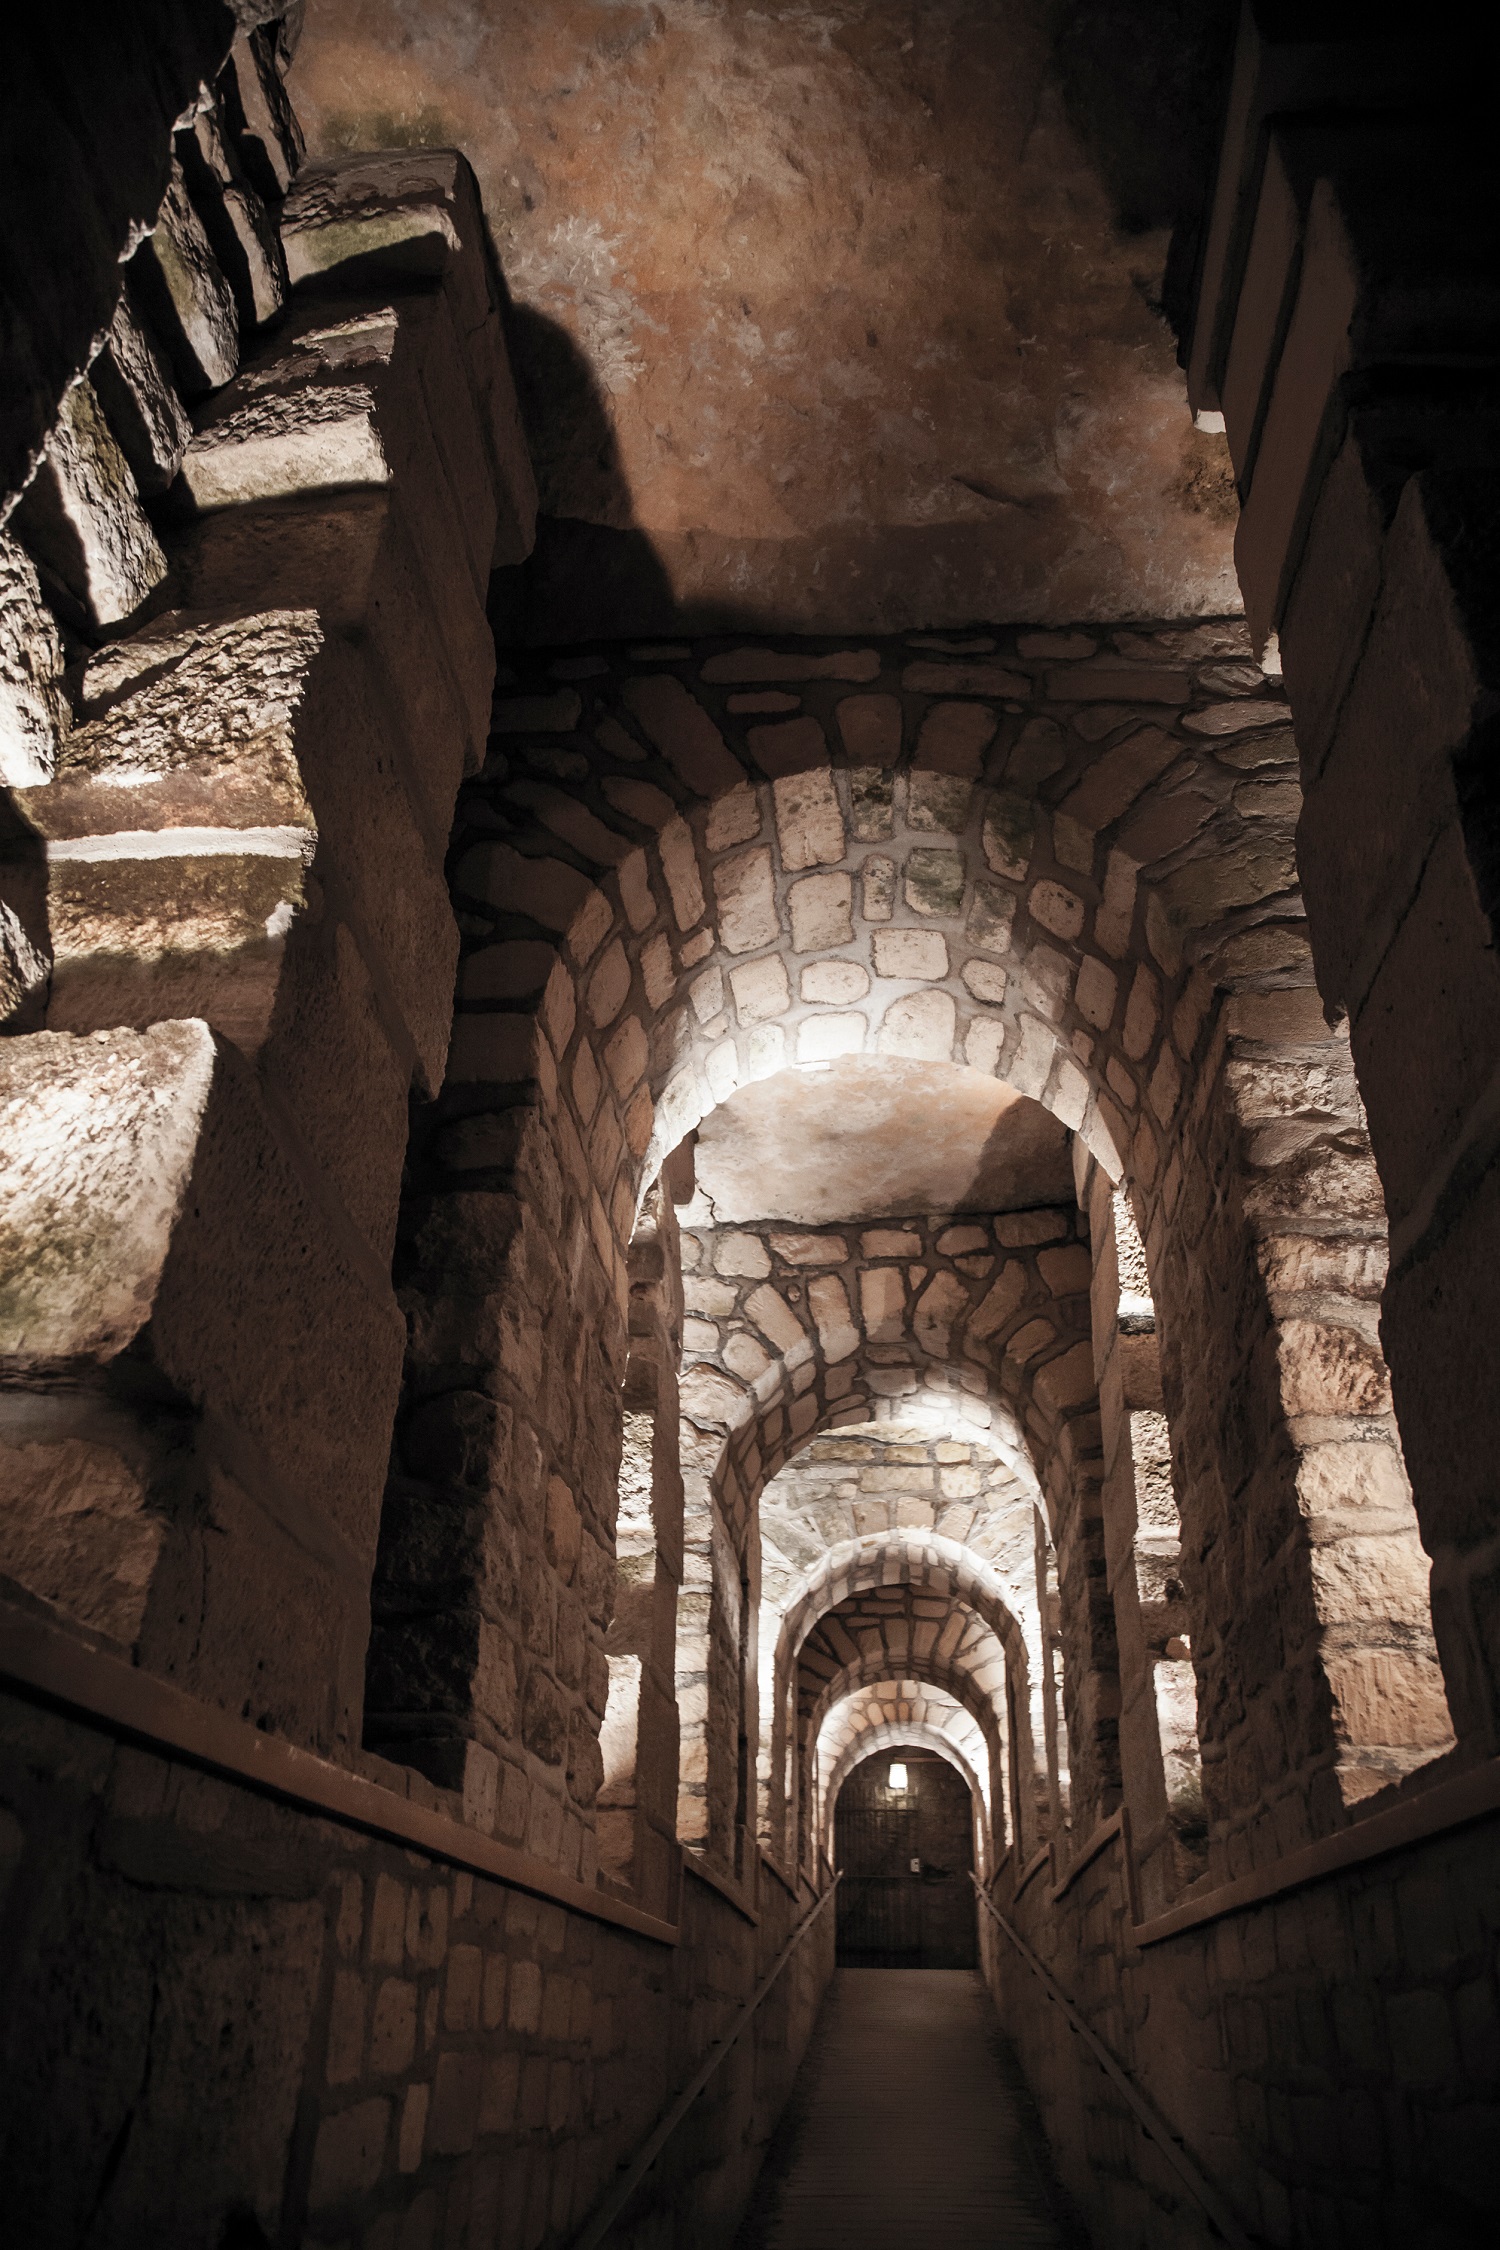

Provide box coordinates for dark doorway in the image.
[834,1751,977,1967]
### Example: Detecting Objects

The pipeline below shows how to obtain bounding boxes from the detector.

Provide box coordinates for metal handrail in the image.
[571,1872,842,2250]
[972,1876,1258,2250]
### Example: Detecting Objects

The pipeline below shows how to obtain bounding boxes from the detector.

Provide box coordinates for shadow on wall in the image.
[489,296,772,646]
[1046,0,1239,347]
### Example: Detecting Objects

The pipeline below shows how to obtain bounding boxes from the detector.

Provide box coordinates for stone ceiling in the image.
[693,1059,1073,1222]
[289,0,1240,639]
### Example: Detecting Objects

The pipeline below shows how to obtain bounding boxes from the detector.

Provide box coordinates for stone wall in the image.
[984,1797,1500,2249]
[0,1674,830,2248]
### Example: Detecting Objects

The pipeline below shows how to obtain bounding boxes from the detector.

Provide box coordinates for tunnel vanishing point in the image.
[1,5,1498,2246]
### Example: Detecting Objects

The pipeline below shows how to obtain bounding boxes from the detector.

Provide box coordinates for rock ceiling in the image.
[289,0,1240,638]
[692,1059,1073,1222]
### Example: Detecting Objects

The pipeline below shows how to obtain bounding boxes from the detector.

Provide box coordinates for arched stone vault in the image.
[818,1692,995,1870]
[386,624,1448,1880]
[767,1528,1041,1867]
[667,1207,1114,1867]
[796,1585,1010,1860]
[806,1646,1010,1865]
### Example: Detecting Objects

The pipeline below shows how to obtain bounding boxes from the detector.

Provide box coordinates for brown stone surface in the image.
[289,1,1239,636]
[694,1059,1072,1223]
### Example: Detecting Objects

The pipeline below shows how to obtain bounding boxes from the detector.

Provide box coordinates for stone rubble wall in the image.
[673,1209,1094,1871]
[818,1691,993,1869]
[753,1426,1045,1860]
[405,620,1439,1894]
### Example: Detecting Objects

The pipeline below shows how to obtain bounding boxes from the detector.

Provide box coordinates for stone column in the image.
[597,1184,685,1919]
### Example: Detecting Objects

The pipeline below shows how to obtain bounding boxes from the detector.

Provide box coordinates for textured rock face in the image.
[694,1058,1073,1222]
[289,0,1240,635]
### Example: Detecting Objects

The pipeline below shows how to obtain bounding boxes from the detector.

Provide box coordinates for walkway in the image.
[737,1969,1083,2248]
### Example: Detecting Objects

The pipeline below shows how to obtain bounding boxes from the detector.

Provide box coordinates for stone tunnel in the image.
[1,5,1497,2246]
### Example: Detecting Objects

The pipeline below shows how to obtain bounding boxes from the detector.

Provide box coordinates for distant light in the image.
[888,1762,908,1792]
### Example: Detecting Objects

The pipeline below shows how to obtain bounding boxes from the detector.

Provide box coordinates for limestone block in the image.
[176,486,491,811]
[0,1023,405,1708]
[222,30,306,201]
[702,648,879,683]
[902,661,1028,696]
[92,285,192,496]
[12,378,166,632]
[621,675,743,795]
[181,296,496,664]
[0,902,49,1032]
[0,531,67,786]
[182,102,288,329]
[712,846,779,954]
[139,159,241,395]
[789,873,853,952]
[1058,725,1181,835]
[743,714,827,788]
[794,959,865,1006]
[774,770,844,870]
[873,928,947,980]
[836,694,902,764]
[915,702,996,777]
[878,989,957,1059]
[280,151,538,565]
[15,608,456,1086]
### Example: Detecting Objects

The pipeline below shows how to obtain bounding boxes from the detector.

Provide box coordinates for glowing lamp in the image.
[888,1762,908,1792]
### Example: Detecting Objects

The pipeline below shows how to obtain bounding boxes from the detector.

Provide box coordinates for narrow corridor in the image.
[738,1970,1081,2249]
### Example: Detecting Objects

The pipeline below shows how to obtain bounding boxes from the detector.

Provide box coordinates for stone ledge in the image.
[1132,1752,1500,1948]
[682,1847,759,1925]
[0,1588,680,1947]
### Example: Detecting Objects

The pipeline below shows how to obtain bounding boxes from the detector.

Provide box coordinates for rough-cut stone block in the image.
[139,159,241,395]
[902,662,1028,696]
[873,928,947,980]
[836,694,902,765]
[729,955,791,1023]
[184,292,500,662]
[17,608,456,1083]
[802,960,869,1003]
[178,487,492,813]
[0,532,67,787]
[747,716,827,779]
[701,648,879,684]
[280,150,538,564]
[878,989,957,1059]
[1045,660,1189,702]
[92,285,192,496]
[183,102,288,330]
[712,846,779,954]
[789,872,853,952]
[773,769,844,871]
[223,30,305,201]
[916,702,996,777]
[904,849,964,917]
[0,1019,404,1721]
[12,378,166,632]
[1058,726,1180,834]
[622,674,743,795]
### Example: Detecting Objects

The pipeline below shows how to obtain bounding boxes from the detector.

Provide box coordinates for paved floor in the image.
[737,1969,1084,2248]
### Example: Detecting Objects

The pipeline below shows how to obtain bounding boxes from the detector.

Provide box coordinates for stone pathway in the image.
[737,1968,1084,2248]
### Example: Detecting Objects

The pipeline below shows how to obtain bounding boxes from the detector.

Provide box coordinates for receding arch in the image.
[821,1701,995,1873]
